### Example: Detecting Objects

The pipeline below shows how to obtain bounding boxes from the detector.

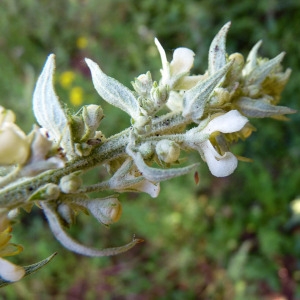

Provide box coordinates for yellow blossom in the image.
[59,71,75,89]
[69,86,84,106]
[76,36,88,49]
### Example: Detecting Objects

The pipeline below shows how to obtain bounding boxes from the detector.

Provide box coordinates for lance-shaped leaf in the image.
[32,54,74,157]
[243,40,263,76]
[85,58,140,120]
[126,145,198,182]
[109,159,160,198]
[208,22,231,75]
[182,61,232,122]
[0,253,57,287]
[245,52,285,86]
[236,97,296,118]
[40,202,142,256]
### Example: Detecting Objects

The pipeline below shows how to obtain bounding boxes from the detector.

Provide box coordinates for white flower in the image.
[0,107,29,165]
[155,38,201,90]
[185,110,248,177]
[0,257,25,282]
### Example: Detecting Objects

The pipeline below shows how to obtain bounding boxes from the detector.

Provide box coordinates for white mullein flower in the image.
[0,107,29,165]
[154,38,200,90]
[185,110,248,177]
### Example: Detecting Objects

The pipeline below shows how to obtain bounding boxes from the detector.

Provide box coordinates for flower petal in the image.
[203,110,248,135]
[0,258,25,282]
[170,47,195,75]
[202,141,238,177]
[129,180,160,198]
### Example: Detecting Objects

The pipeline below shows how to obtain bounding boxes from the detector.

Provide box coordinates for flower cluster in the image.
[0,22,295,285]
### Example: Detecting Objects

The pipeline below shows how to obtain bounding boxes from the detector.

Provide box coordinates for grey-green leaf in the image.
[182,61,232,122]
[245,52,285,86]
[126,146,199,182]
[85,58,140,120]
[32,54,74,157]
[243,40,262,76]
[41,202,142,256]
[208,22,231,75]
[0,253,57,287]
[236,97,296,118]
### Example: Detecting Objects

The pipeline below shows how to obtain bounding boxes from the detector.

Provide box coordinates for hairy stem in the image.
[0,112,190,209]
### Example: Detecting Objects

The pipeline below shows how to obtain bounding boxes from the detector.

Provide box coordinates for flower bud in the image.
[86,198,122,225]
[156,139,180,163]
[59,174,82,193]
[82,105,104,137]
[150,83,169,108]
[138,142,155,159]
[132,71,153,97]
[28,183,60,201]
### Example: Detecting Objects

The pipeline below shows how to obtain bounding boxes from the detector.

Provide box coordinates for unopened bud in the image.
[86,198,122,225]
[156,139,180,163]
[132,72,153,97]
[82,105,104,136]
[59,174,82,193]
[150,83,169,108]
[28,183,60,201]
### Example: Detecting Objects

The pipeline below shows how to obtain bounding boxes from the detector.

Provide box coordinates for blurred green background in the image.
[0,0,300,299]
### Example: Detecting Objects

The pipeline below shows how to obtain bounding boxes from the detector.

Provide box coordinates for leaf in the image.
[182,61,233,122]
[243,40,263,76]
[0,253,57,287]
[32,54,74,157]
[208,22,231,75]
[126,145,199,182]
[236,97,296,118]
[85,58,140,120]
[245,52,285,86]
[41,202,142,256]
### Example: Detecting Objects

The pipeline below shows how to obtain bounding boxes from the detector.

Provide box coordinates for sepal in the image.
[236,97,296,118]
[127,145,198,182]
[182,61,233,122]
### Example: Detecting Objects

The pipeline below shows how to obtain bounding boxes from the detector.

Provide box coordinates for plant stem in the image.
[0,112,190,210]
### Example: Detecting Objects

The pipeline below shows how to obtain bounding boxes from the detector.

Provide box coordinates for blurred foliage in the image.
[0,0,300,299]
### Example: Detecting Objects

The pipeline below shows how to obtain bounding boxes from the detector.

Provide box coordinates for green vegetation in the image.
[0,0,299,298]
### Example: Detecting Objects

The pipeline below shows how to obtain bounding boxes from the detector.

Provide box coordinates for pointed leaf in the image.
[182,61,232,122]
[85,58,140,119]
[245,52,285,86]
[243,40,262,76]
[126,146,198,182]
[236,97,296,118]
[33,54,74,156]
[41,202,142,256]
[208,22,231,75]
[0,253,57,287]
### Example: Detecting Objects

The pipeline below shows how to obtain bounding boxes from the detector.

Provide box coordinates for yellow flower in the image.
[76,36,88,49]
[69,86,84,106]
[59,71,75,89]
